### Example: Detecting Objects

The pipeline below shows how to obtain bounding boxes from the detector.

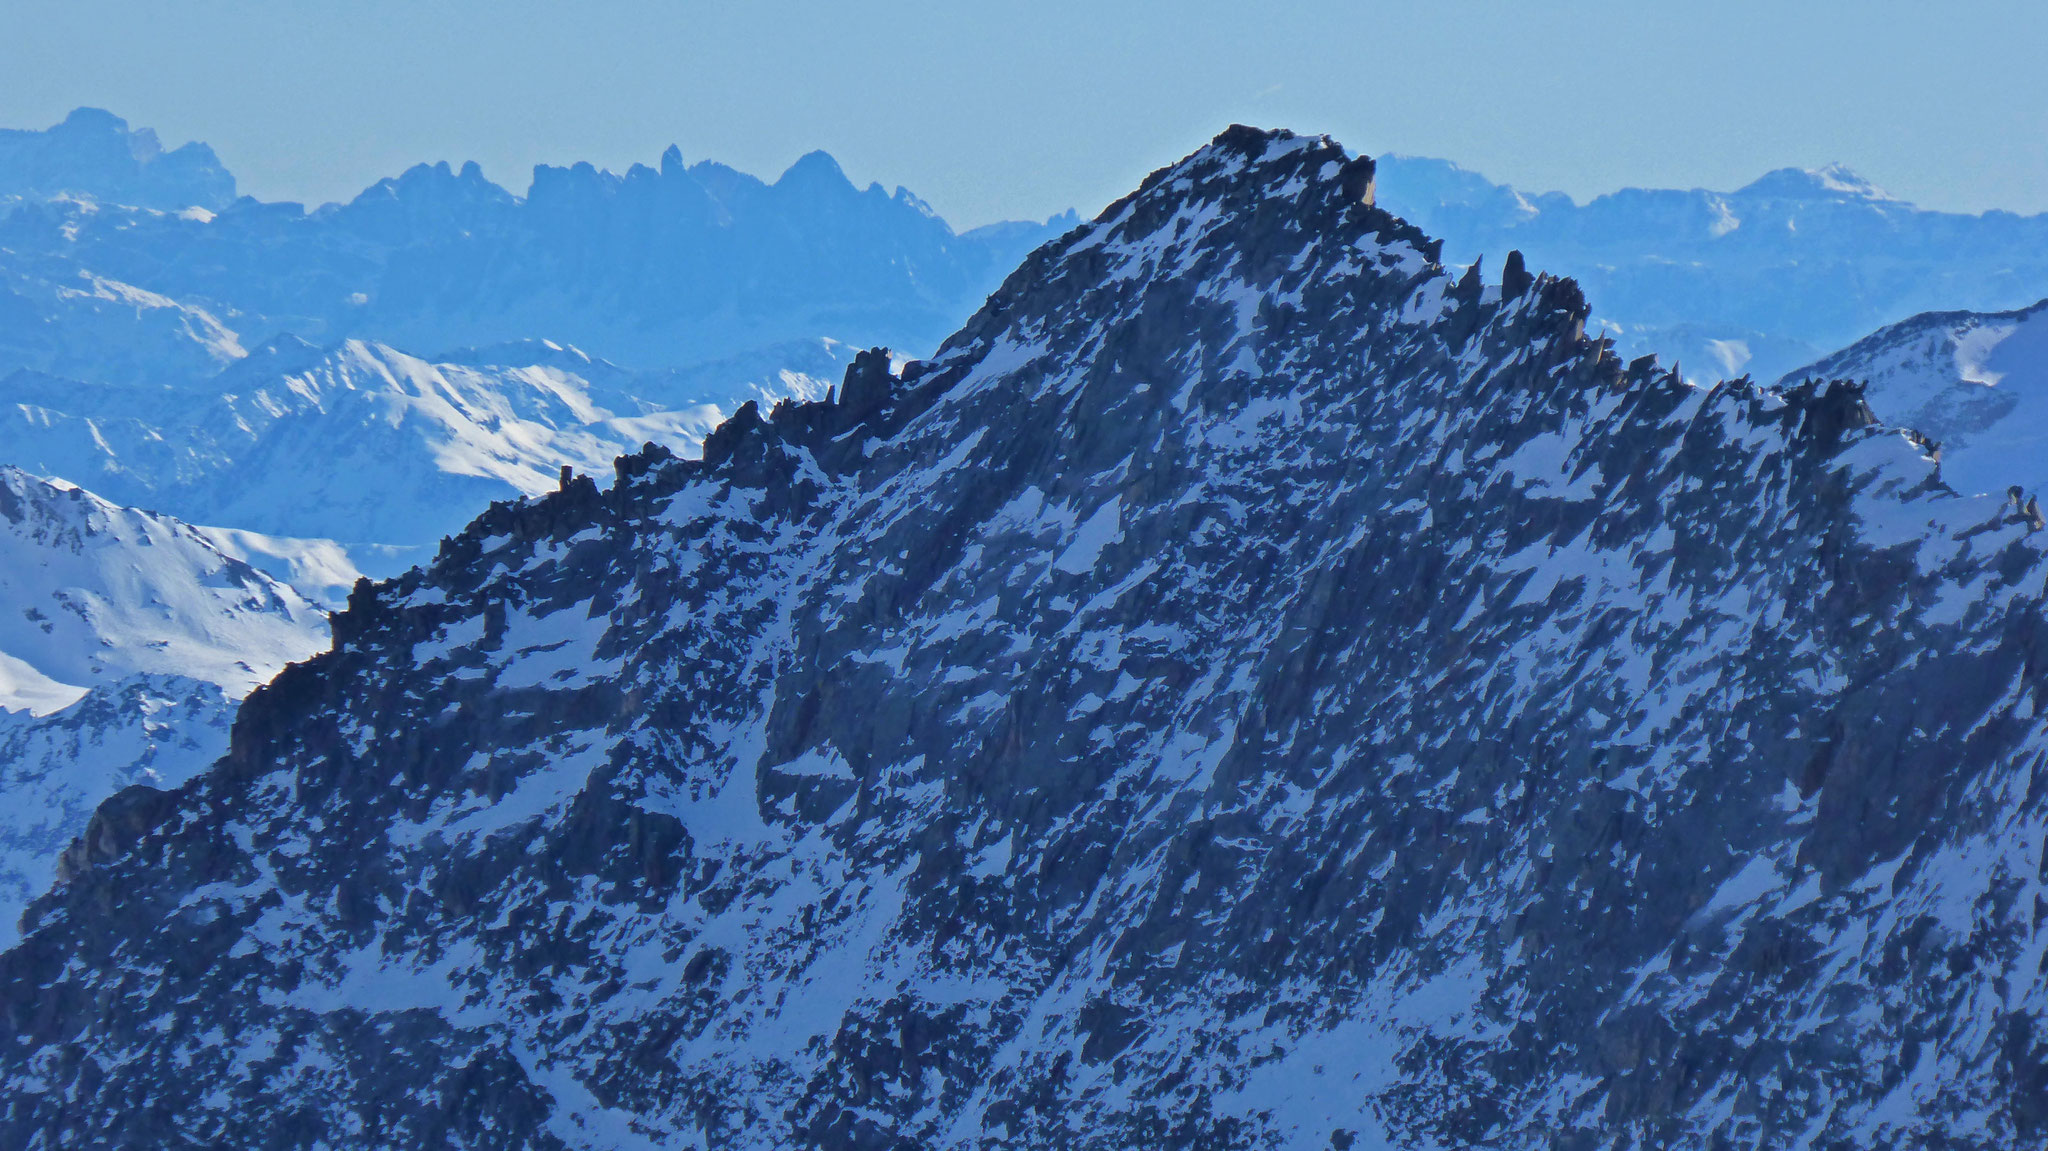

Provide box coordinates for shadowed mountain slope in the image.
[3,127,2045,1150]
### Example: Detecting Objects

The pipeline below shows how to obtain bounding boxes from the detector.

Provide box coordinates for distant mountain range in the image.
[14,109,2048,397]
[1375,155,2048,383]
[0,108,1076,386]
[0,108,1077,577]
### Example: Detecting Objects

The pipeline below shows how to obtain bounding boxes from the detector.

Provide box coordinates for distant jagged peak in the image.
[773,148,857,195]
[351,158,511,201]
[332,157,517,239]
[46,107,151,156]
[890,184,939,218]
[1736,161,1898,203]
[525,157,627,206]
[0,106,235,212]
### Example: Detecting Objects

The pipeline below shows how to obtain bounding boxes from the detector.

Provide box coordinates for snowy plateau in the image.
[3,124,2048,1151]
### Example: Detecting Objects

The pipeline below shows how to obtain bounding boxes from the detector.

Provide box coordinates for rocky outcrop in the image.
[2,126,2045,1150]
[1783,297,2048,502]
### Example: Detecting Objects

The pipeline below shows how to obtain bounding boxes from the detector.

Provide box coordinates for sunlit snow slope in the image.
[0,337,841,578]
[0,467,327,946]
[1786,298,2048,500]
[0,467,324,704]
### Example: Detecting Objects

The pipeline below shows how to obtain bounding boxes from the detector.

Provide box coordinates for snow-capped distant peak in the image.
[0,467,329,714]
[1737,162,1898,203]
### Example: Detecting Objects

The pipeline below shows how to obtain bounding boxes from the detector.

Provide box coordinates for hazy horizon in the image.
[6,0,2047,229]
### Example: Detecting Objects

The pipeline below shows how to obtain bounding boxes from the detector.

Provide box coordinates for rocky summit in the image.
[5,126,2047,1149]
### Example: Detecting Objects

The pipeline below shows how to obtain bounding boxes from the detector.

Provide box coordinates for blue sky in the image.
[5,1,2045,227]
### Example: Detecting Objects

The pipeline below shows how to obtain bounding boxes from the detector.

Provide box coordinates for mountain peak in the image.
[774,149,854,194]
[51,106,133,141]
[1092,124,1378,229]
[1736,162,1897,203]
[0,106,235,211]
[4,124,2044,1150]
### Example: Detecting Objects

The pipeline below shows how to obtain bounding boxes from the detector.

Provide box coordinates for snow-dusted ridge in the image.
[7,126,2048,1149]
[1785,297,2048,502]
[0,467,326,708]
[0,336,844,578]
[0,466,330,950]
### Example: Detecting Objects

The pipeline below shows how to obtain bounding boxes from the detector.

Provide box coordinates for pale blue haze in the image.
[4,0,2046,226]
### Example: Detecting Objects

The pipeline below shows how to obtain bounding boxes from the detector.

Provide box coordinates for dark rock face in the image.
[5,126,2048,1149]
[1501,248,1533,300]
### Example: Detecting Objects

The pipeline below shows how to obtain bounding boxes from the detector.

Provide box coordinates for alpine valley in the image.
[5,125,2047,1150]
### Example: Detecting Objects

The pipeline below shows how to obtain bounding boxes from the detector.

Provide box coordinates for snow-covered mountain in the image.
[0,467,325,704]
[0,335,846,579]
[1375,154,2048,383]
[9,127,2046,1148]
[0,466,328,947]
[1784,299,2048,502]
